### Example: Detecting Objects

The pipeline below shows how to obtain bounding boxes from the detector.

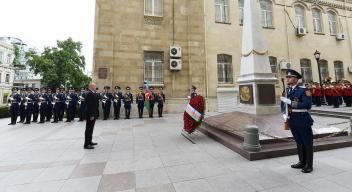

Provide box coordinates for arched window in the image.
[295,5,305,28]
[319,60,329,81]
[300,59,312,83]
[215,0,230,23]
[312,8,322,33]
[239,0,244,25]
[327,11,337,35]
[334,61,344,81]
[217,54,233,84]
[260,0,273,27]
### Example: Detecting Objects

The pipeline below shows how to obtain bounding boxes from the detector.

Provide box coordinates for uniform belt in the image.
[291,109,308,113]
[11,102,18,104]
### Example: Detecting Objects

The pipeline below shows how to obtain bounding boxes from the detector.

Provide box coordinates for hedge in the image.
[0,107,10,119]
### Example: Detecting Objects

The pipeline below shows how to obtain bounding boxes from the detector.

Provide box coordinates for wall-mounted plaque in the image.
[257,84,276,104]
[239,84,254,104]
[98,68,108,79]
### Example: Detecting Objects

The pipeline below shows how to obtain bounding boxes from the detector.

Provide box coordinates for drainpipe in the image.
[203,0,209,111]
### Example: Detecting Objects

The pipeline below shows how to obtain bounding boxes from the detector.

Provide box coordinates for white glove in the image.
[282,114,288,121]
[187,96,191,99]
[280,97,292,105]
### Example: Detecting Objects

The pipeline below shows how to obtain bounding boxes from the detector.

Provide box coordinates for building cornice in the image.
[301,0,352,11]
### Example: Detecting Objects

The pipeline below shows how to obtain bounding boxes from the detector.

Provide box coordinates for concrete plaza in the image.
[0,114,352,192]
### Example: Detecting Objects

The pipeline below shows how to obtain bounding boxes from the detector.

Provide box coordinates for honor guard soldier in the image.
[66,87,78,122]
[157,87,165,117]
[95,87,101,119]
[59,87,66,121]
[24,88,35,124]
[46,88,53,121]
[78,88,87,121]
[331,82,340,108]
[113,86,123,120]
[190,85,197,98]
[8,87,21,125]
[136,86,145,118]
[280,69,314,173]
[312,83,322,107]
[343,82,352,107]
[148,87,156,118]
[19,88,26,123]
[102,86,113,120]
[38,87,48,124]
[52,88,61,123]
[32,88,40,122]
[123,86,133,119]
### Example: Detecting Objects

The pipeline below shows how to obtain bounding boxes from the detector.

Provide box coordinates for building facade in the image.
[93,0,352,113]
[0,41,15,106]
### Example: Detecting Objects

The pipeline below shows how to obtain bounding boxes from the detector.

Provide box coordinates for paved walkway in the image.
[1,114,352,192]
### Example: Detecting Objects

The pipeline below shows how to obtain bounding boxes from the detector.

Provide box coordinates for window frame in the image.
[144,0,163,17]
[217,54,233,84]
[260,0,273,28]
[215,0,230,24]
[239,0,244,25]
[144,51,164,85]
[327,11,337,35]
[334,61,344,82]
[294,4,306,28]
[312,8,323,33]
[319,60,329,81]
[300,59,313,83]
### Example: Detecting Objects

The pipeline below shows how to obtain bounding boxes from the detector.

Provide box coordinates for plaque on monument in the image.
[257,84,276,104]
[239,84,254,104]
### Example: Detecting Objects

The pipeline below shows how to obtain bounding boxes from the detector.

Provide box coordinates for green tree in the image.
[26,38,91,89]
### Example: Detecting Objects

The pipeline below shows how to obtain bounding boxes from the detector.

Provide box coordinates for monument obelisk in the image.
[237,0,278,115]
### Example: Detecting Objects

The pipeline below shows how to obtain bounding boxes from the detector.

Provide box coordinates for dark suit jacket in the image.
[86,90,99,118]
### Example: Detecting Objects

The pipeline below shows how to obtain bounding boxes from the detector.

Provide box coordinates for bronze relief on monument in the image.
[239,84,254,104]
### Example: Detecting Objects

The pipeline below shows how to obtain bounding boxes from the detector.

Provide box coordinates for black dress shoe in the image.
[90,142,98,145]
[84,145,94,149]
[302,166,313,173]
[51,121,58,123]
[291,162,305,169]
[8,123,15,125]
[24,122,30,124]
[38,122,44,124]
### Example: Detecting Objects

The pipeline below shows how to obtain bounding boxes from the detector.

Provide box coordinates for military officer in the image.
[8,87,21,125]
[18,88,26,123]
[24,88,35,124]
[66,87,78,122]
[78,87,87,121]
[38,87,48,124]
[59,87,66,121]
[113,86,123,120]
[95,87,101,119]
[136,86,145,118]
[156,87,165,117]
[123,86,133,119]
[32,88,40,122]
[46,88,53,122]
[280,69,314,173]
[102,86,113,120]
[52,88,61,123]
[148,87,156,118]
[343,81,352,107]
[190,85,198,98]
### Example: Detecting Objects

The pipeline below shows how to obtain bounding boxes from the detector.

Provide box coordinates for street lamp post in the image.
[314,50,324,105]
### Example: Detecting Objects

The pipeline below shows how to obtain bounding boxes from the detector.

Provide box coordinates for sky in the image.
[0,0,96,74]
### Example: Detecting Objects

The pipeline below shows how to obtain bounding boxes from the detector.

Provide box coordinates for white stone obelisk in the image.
[236,0,278,115]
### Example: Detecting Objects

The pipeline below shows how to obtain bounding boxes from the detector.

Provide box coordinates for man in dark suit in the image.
[84,83,99,149]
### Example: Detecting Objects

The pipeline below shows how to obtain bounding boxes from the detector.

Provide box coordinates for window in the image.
[215,0,230,23]
[144,0,163,17]
[300,59,312,83]
[334,61,344,81]
[269,56,277,74]
[3,92,8,105]
[327,11,337,35]
[7,54,12,64]
[295,5,305,28]
[239,0,244,25]
[0,52,3,63]
[144,51,163,84]
[319,60,329,81]
[5,74,10,83]
[217,54,233,84]
[260,0,273,27]
[312,8,322,33]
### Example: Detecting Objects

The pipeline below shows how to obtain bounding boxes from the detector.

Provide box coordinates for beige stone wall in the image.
[93,0,352,113]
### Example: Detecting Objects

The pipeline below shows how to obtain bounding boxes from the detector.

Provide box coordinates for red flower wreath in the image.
[183,95,205,133]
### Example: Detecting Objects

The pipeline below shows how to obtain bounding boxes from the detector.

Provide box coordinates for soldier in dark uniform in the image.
[281,69,314,173]
[136,86,145,118]
[46,88,53,122]
[32,88,40,122]
[123,86,133,119]
[102,86,113,120]
[78,88,87,121]
[190,85,197,98]
[8,87,21,125]
[66,87,78,122]
[95,87,101,119]
[52,88,61,123]
[38,87,48,124]
[113,86,123,120]
[59,87,66,121]
[156,87,165,117]
[148,87,156,118]
[24,88,35,124]
[18,88,26,123]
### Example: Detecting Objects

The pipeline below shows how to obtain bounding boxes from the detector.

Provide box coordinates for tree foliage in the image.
[26,38,91,89]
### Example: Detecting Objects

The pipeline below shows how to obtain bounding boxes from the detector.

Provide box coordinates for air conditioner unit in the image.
[280,62,291,70]
[170,45,182,58]
[296,27,306,36]
[336,34,345,41]
[170,59,182,70]
[347,66,352,73]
